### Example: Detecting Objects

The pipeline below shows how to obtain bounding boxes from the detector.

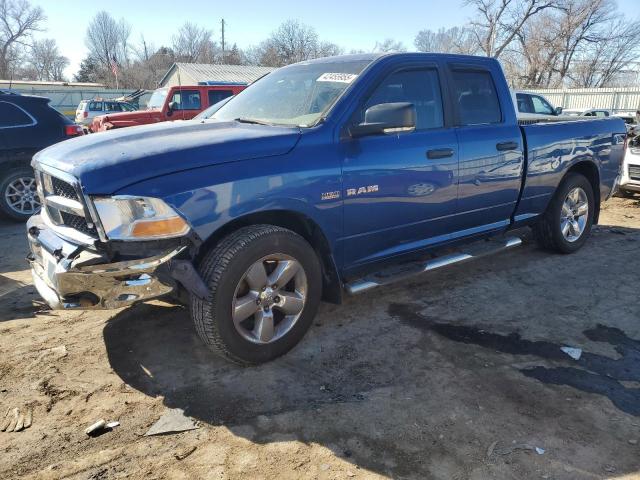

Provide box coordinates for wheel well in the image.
[566,161,601,222]
[195,210,343,304]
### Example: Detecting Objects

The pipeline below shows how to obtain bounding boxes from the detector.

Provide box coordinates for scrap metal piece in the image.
[145,408,199,436]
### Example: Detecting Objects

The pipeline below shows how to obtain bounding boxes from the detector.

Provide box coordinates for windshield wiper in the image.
[234,117,273,126]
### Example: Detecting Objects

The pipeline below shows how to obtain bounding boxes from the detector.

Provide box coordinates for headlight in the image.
[92,196,190,240]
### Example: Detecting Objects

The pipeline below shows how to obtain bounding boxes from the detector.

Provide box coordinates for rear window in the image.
[451,70,502,126]
[88,101,103,112]
[0,101,34,127]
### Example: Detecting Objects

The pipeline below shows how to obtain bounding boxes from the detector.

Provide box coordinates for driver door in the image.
[341,65,459,271]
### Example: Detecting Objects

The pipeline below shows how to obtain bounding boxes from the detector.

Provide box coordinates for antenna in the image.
[221,19,226,61]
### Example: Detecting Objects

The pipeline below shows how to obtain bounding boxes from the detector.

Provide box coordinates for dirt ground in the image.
[1,197,640,480]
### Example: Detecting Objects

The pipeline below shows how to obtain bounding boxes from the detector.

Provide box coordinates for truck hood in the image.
[34,120,301,194]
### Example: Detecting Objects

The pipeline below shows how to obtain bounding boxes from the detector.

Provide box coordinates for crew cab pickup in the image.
[89,84,246,132]
[26,53,625,365]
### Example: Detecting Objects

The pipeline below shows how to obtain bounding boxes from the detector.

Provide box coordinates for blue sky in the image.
[34,0,640,78]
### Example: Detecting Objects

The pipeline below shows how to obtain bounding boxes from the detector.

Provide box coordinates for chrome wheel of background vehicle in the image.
[232,254,307,344]
[4,176,40,216]
[561,187,589,242]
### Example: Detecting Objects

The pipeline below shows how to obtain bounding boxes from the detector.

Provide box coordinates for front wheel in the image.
[191,225,322,365]
[533,172,595,254]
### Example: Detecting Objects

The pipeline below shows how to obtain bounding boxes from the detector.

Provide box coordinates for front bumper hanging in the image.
[27,215,187,310]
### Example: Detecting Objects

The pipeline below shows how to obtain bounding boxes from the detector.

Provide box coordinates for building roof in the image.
[160,63,274,86]
[0,79,105,88]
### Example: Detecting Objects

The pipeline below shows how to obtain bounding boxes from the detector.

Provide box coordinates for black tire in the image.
[614,189,636,199]
[533,172,595,254]
[191,225,322,365]
[0,167,40,222]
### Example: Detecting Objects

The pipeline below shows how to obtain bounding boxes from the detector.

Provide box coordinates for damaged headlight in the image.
[92,196,190,240]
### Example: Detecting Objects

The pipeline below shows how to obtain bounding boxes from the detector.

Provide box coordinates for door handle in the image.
[496,141,519,151]
[427,148,454,159]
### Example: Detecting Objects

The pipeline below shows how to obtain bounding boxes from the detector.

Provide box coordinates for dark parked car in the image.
[0,91,83,220]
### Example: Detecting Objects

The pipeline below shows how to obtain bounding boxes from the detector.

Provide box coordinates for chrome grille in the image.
[629,165,640,181]
[36,169,98,241]
[51,177,79,200]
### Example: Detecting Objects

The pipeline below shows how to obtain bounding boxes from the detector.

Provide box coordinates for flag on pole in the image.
[110,54,119,77]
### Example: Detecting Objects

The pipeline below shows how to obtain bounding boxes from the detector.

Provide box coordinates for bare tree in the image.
[85,11,131,78]
[414,27,478,54]
[24,38,68,81]
[249,20,342,67]
[569,18,640,87]
[466,0,558,58]
[373,38,406,53]
[172,22,218,63]
[0,0,45,78]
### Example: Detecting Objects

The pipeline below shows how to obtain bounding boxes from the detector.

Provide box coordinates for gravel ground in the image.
[1,197,639,480]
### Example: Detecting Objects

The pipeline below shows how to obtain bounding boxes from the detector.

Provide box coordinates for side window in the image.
[516,93,533,113]
[208,90,234,106]
[122,103,135,111]
[594,111,608,117]
[362,68,444,130]
[171,90,201,110]
[0,101,34,128]
[531,95,554,115]
[451,70,502,125]
[88,101,103,112]
[105,102,122,112]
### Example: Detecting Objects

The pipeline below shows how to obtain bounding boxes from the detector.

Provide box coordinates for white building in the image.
[159,63,274,88]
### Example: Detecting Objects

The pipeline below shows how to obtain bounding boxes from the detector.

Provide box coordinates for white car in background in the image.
[75,99,137,130]
[618,135,640,198]
[563,108,612,117]
[512,90,564,122]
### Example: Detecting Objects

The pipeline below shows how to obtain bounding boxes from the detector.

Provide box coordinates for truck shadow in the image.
[388,303,640,417]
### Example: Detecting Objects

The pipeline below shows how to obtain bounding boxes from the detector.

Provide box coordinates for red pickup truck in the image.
[90,84,246,132]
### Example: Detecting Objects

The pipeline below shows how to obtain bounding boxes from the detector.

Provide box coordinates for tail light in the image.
[84,111,88,118]
[65,125,83,136]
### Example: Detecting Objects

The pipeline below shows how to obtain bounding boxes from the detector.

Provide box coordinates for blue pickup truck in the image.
[26,53,625,364]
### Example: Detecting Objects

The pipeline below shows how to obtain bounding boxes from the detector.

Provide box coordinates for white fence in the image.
[528,87,640,113]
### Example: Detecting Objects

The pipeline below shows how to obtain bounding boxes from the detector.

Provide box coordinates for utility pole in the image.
[221,19,226,61]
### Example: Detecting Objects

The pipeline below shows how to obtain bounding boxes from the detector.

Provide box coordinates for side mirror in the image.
[350,102,416,138]
[555,106,563,115]
[167,101,177,116]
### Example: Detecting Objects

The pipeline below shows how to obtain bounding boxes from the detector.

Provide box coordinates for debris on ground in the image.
[173,445,197,460]
[560,346,582,360]
[145,408,199,436]
[1,406,33,432]
[85,419,106,436]
[85,419,119,437]
[497,443,546,456]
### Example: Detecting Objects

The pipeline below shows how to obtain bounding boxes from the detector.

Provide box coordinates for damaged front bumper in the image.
[26,215,197,310]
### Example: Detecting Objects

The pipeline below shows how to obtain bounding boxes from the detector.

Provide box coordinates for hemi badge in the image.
[321,191,341,201]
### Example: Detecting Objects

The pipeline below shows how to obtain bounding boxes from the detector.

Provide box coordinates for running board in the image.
[345,236,522,295]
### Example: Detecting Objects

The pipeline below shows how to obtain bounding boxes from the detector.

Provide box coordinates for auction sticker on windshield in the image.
[317,73,358,83]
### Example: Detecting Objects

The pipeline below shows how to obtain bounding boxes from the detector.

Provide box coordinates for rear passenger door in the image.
[447,65,524,235]
[342,64,459,269]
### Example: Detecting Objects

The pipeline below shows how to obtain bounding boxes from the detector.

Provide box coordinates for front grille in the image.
[629,165,640,181]
[60,211,98,236]
[51,177,79,200]
[36,169,98,240]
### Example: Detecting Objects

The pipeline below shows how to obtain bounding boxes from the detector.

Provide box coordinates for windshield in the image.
[213,59,372,127]
[147,88,169,109]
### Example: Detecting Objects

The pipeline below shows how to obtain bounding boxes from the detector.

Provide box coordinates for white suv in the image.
[75,99,136,130]
[619,135,640,197]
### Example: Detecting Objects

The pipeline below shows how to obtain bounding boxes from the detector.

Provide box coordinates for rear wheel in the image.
[533,172,595,254]
[0,167,40,221]
[191,225,322,365]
